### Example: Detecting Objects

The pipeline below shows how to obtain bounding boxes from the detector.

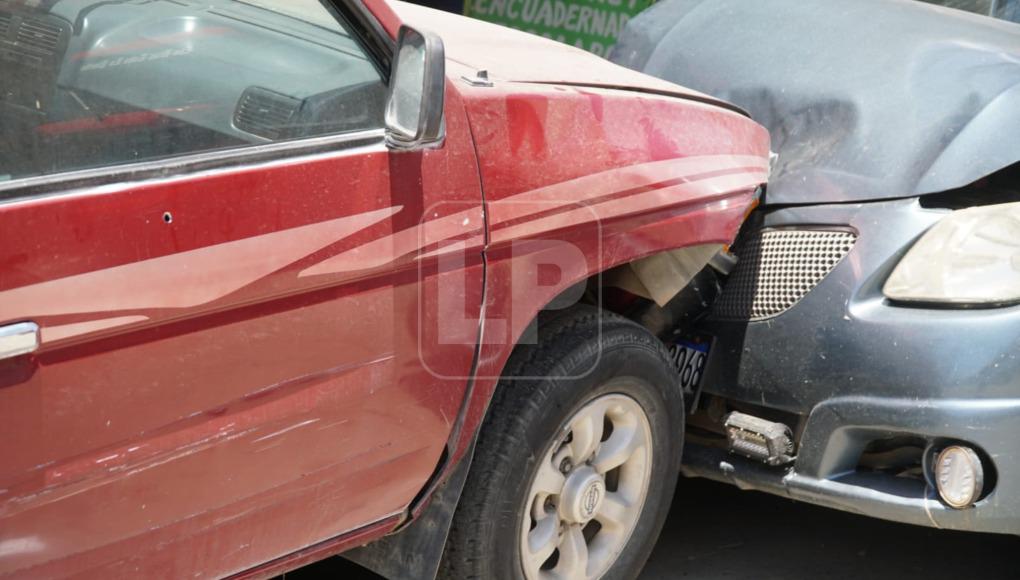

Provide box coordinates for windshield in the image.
[234,0,343,29]
[918,0,1020,22]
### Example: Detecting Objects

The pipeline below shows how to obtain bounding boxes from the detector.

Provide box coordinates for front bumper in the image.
[692,198,1020,535]
[683,396,1020,535]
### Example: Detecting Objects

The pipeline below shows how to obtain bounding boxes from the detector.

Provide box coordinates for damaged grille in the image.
[711,229,857,321]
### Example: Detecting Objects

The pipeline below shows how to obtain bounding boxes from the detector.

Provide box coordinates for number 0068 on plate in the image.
[669,339,709,394]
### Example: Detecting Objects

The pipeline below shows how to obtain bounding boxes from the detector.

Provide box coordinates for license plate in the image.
[668,339,709,394]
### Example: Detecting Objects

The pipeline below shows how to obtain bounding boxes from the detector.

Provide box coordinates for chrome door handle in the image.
[0,322,40,361]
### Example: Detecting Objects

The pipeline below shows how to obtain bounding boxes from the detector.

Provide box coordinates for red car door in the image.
[0,1,483,577]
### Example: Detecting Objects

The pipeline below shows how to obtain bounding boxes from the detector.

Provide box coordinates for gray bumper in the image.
[683,396,1020,535]
[693,198,1020,535]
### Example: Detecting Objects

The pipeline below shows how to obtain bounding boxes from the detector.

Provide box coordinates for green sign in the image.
[464,0,655,57]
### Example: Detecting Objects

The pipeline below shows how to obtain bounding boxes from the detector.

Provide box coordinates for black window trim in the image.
[327,0,396,78]
[0,0,398,204]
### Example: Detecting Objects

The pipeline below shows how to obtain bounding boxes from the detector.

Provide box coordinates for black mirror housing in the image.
[385,25,445,150]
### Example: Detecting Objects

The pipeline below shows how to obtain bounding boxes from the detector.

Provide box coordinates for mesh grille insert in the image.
[711,229,857,321]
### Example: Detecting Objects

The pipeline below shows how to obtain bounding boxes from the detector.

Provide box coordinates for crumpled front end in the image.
[687,195,1020,535]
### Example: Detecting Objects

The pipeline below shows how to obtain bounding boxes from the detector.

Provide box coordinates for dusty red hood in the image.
[389,1,744,114]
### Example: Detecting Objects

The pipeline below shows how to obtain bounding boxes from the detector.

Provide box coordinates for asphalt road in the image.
[284,477,1019,579]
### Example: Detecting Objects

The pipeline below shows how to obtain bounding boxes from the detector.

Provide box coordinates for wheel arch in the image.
[341,187,759,579]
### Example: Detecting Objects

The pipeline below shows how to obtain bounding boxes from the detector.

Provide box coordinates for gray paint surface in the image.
[612,0,1020,536]
[692,200,1020,535]
[612,0,1020,204]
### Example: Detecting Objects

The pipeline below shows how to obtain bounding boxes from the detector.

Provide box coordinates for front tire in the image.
[441,307,683,580]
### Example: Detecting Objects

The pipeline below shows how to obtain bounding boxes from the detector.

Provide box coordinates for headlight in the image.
[884,201,1020,306]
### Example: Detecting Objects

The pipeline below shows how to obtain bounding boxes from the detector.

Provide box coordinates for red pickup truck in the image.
[0,0,768,578]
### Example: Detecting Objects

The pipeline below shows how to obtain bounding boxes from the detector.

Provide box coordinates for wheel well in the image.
[526,243,729,343]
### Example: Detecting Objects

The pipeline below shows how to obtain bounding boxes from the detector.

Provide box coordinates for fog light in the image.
[935,446,984,509]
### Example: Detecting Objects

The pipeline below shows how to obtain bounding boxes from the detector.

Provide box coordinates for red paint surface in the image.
[0,82,484,578]
[0,3,769,578]
[364,0,402,39]
[453,81,769,475]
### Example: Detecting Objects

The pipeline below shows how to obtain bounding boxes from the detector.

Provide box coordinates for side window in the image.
[0,0,387,182]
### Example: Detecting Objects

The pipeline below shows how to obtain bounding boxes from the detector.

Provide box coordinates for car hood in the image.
[390,1,744,114]
[612,0,1020,205]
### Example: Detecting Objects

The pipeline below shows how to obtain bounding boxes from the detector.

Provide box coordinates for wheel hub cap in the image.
[560,467,605,524]
[519,390,653,580]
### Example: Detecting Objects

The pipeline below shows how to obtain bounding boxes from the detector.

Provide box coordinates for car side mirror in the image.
[385,25,445,150]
